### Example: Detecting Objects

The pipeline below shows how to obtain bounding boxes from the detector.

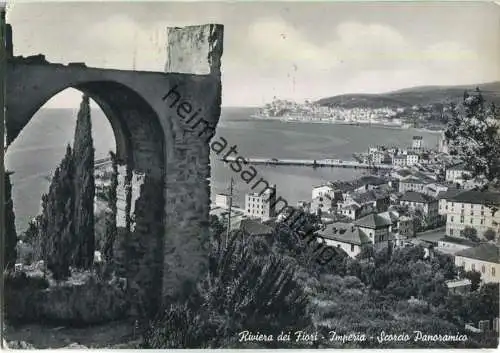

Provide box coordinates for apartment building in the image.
[245,185,277,221]
[406,154,419,166]
[311,184,335,200]
[442,190,500,238]
[399,191,439,227]
[393,155,407,167]
[399,177,428,194]
[445,163,472,184]
[412,135,423,149]
[455,243,500,284]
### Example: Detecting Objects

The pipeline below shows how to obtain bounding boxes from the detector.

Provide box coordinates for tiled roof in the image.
[439,236,477,248]
[448,162,468,171]
[351,190,388,204]
[455,243,500,264]
[378,210,400,223]
[355,213,393,229]
[400,191,436,204]
[448,190,500,206]
[318,223,371,245]
[400,177,427,185]
[437,188,463,200]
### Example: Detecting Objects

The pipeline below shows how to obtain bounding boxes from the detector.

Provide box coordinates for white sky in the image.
[7,1,500,108]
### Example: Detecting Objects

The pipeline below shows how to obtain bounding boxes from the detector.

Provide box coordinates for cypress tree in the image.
[43,145,74,280]
[72,95,95,269]
[4,171,17,270]
[103,151,118,263]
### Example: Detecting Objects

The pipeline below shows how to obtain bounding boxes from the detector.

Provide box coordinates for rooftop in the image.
[447,162,468,171]
[355,213,393,229]
[445,279,472,288]
[439,236,478,248]
[237,219,274,236]
[455,243,500,264]
[400,177,427,185]
[448,190,500,206]
[351,189,388,204]
[400,191,436,204]
[378,210,400,223]
[318,222,371,245]
[437,188,464,200]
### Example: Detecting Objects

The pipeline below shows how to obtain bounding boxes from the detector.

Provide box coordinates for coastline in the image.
[250,114,444,133]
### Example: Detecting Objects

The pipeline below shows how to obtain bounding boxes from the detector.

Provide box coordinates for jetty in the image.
[220,156,393,170]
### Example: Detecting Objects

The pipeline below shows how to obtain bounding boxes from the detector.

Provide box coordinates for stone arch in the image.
[8,79,165,176]
[6,23,224,315]
[8,78,167,315]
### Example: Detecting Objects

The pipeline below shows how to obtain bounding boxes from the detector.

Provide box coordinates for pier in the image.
[220,156,393,170]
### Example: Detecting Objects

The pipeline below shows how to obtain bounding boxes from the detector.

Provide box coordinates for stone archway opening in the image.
[6,88,116,233]
[7,80,167,316]
[6,23,224,316]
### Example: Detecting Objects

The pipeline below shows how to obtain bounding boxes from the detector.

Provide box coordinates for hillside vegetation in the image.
[316,81,500,109]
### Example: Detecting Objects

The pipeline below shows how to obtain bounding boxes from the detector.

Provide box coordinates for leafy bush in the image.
[142,233,311,348]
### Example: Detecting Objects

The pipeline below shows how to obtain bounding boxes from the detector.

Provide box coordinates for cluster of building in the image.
[209,133,499,294]
[256,98,407,125]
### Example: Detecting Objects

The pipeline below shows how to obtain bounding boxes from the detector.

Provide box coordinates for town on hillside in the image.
[3,1,500,349]
[209,102,500,338]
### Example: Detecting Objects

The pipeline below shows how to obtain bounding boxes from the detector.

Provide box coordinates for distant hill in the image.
[315,81,500,109]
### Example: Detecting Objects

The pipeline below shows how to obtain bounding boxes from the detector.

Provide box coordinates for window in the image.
[470,211,474,216]
[482,265,485,273]
[493,267,496,277]
[451,216,454,222]
[481,219,485,225]
[460,216,464,223]
[451,202,454,207]
[472,264,475,271]
[450,229,454,236]
[470,218,473,224]
[351,244,355,252]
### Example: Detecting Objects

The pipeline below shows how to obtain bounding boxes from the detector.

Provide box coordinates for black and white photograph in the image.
[1,0,499,349]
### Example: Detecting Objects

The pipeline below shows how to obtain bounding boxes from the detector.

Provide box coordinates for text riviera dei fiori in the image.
[238,330,468,344]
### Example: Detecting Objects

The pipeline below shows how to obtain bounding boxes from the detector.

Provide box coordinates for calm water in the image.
[6,107,439,232]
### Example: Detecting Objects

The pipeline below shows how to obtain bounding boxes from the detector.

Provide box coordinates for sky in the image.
[7,1,500,107]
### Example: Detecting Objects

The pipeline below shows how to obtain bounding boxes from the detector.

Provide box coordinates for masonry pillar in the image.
[162,24,223,304]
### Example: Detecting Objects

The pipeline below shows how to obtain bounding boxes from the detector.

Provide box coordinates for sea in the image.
[5,107,440,232]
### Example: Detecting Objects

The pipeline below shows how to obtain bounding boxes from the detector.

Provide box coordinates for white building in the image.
[437,236,477,254]
[438,131,449,154]
[412,136,423,149]
[442,190,500,238]
[455,243,500,284]
[311,184,335,200]
[445,163,472,184]
[406,154,419,166]
[317,213,393,258]
[392,155,407,167]
[244,185,277,221]
[214,193,231,209]
[399,191,439,227]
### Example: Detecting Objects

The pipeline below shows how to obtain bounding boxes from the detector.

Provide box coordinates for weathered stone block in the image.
[165,24,223,75]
